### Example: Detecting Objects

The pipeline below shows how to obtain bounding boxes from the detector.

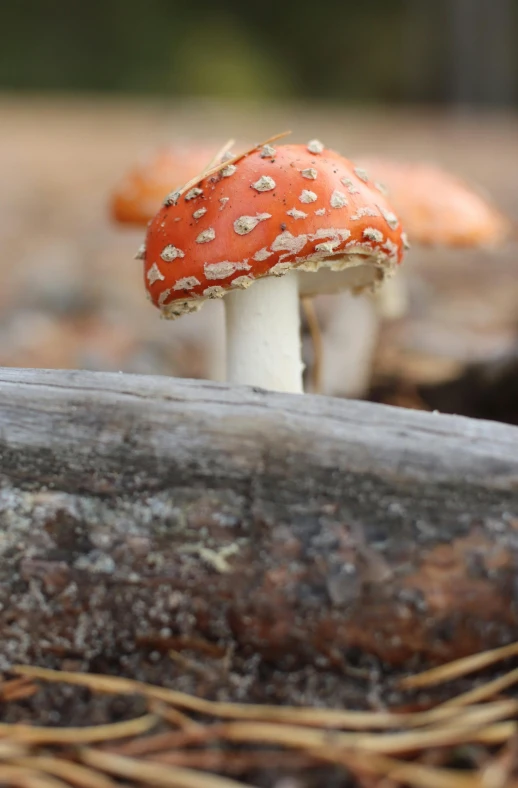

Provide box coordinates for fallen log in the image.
[0,368,517,685]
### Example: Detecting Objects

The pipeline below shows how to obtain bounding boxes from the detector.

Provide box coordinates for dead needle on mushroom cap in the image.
[202,139,237,173]
[168,130,292,205]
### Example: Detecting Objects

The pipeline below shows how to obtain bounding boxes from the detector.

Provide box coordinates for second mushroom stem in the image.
[301,297,324,394]
[224,273,304,394]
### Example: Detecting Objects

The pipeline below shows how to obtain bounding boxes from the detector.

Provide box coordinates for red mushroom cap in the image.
[356,158,510,248]
[111,146,214,227]
[143,141,407,318]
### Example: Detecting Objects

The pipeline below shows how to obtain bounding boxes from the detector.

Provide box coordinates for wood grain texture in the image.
[0,368,517,679]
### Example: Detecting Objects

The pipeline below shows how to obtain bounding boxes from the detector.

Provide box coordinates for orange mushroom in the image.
[355,158,510,248]
[142,139,407,393]
[111,146,214,227]
[313,158,512,400]
[356,157,512,318]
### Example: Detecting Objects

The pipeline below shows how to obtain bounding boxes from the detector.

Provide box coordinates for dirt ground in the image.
[1,95,517,407]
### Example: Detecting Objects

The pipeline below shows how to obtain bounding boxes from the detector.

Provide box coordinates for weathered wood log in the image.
[1,368,518,682]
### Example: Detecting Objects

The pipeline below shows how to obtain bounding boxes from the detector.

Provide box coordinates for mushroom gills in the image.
[298,253,391,297]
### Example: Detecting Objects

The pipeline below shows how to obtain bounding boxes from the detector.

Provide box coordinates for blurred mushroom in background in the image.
[110,145,215,227]
[311,158,512,400]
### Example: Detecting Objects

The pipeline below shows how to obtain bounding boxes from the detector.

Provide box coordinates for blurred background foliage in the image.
[0,0,516,105]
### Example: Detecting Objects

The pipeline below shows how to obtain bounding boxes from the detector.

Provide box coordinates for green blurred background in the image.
[1,0,516,106]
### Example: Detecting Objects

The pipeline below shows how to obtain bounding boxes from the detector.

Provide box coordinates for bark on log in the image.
[1,368,518,680]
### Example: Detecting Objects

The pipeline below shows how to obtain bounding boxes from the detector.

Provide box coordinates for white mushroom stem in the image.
[224,273,303,393]
[376,274,409,320]
[317,292,380,399]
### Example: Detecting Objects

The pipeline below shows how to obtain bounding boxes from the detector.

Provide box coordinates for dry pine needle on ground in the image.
[0,644,516,787]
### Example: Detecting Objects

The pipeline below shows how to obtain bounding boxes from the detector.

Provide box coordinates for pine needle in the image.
[400,641,518,689]
[440,666,518,709]
[164,130,291,204]
[0,714,156,744]
[11,757,119,788]
[13,665,487,732]
[0,765,72,788]
[312,750,486,788]
[10,643,518,788]
[202,140,236,173]
[80,749,255,788]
